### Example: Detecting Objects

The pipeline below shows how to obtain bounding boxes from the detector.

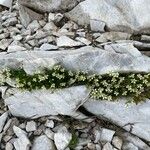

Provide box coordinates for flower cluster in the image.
[0,65,150,104]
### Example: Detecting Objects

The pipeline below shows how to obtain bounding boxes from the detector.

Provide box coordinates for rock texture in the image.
[66,0,150,34]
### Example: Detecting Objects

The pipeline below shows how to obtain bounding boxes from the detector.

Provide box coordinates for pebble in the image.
[40,43,58,51]
[54,126,72,150]
[0,112,8,132]
[112,136,123,150]
[26,121,37,132]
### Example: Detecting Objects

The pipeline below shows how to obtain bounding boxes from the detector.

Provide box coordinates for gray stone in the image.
[75,37,91,45]
[12,35,23,41]
[45,120,55,128]
[102,142,113,150]
[7,45,26,53]
[95,32,131,43]
[5,86,90,118]
[0,0,13,8]
[100,128,115,143]
[44,128,55,140]
[57,36,84,47]
[83,99,150,141]
[0,112,8,132]
[32,135,56,150]
[13,126,31,150]
[43,22,57,31]
[90,19,105,32]
[5,142,13,150]
[27,20,41,32]
[0,39,12,50]
[122,143,138,150]
[40,43,58,51]
[54,126,72,150]
[26,121,37,132]
[2,17,18,27]
[112,136,123,150]
[66,0,150,34]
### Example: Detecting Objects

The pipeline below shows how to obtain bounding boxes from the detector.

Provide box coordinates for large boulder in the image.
[83,99,150,142]
[0,46,150,75]
[17,0,82,27]
[66,0,150,34]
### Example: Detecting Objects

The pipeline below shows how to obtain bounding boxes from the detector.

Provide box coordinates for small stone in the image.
[8,45,26,53]
[96,144,102,150]
[45,120,55,128]
[44,128,55,140]
[32,135,56,150]
[87,143,96,149]
[48,13,55,22]
[141,35,150,42]
[2,17,18,27]
[112,136,123,150]
[27,20,40,32]
[122,143,138,150]
[26,121,37,132]
[5,142,13,150]
[54,126,72,150]
[76,37,91,45]
[57,36,84,47]
[0,112,8,132]
[94,129,101,143]
[0,39,12,50]
[13,126,31,150]
[0,33,10,40]
[43,22,57,31]
[40,43,58,51]
[34,30,47,39]
[102,142,113,150]
[90,19,105,32]
[54,13,64,24]
[100,128,115,143]
[12,35,23,41]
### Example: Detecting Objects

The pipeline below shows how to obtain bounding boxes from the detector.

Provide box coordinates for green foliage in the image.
[1,65,150,103]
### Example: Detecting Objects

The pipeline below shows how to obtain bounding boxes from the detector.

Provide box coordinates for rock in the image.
[0,112,8,132]
[12,35,23,41]
[45,120,55,128]
[90,19,105,32]
[34,30,47,39]
[83,99,150,141]
[32,135,56,150]
[13,126,31,150]
[54,126,72,150]
[7,45,26,53]
[0,0,13,8]
[141,35,150,42]
[122,143,138,150]
[95,144,102,150]
[104,43,141,57]
[0,32,10,40]
[2,17,18,27]
[95,32,131,43]
[44,128,55,140]
[43,22,57,31]
[75,37,91,45]
[5,86,90,118]
[26,121,37,132]
[5,142,13,150]
[0,39,12,50]
[100,128,115,143]
[57,36,84,47]
[40,43,58,51]
[27,20,40,32]
[102,142,113,150]
[122,132,150,150]
[66,0,150,34]
[87,143,96,149]
[112,136,123,150]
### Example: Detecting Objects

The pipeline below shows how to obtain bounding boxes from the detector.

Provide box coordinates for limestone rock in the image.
[0,112,8,132]
[54,126,72,150]
[26,121,37,132]
[57,36,84,47]
[32,135,56,150]
[5,86,90,118]
[66,0,150,34]
[13,126,31,150]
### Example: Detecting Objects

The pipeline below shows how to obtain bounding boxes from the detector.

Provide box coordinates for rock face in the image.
[5,86,90,118]
[0,46,150,75]
[66,0,150,34]
[83,99,150,141]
